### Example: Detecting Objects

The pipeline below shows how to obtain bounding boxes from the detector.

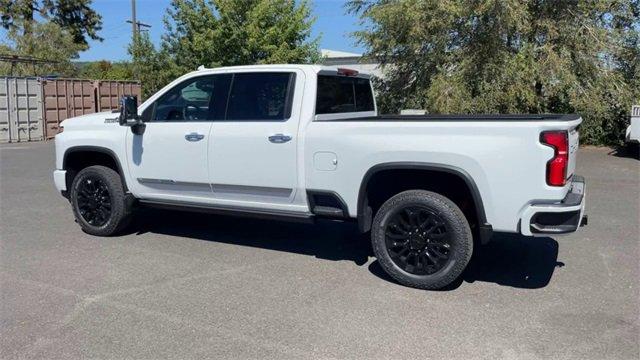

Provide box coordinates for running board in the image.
[138,199,315,224]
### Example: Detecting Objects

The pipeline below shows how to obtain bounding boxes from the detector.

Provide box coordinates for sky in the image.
[75,0,365,61]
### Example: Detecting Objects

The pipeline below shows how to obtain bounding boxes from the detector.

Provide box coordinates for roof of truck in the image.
[193,64,370,75]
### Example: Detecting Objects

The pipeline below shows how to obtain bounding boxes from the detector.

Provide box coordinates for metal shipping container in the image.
[1,77,142,141]
[42,79,142,139]
[0,77,44,143]
[96,80,141,112]
[41,78,95,139]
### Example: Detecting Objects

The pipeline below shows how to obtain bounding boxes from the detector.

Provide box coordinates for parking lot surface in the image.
[1,141,638,359]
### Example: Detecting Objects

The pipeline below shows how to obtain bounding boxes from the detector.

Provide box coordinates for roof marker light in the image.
[337,68,359,76]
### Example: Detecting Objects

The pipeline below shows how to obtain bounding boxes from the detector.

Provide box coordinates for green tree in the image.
[165,0,319,68]
[0,21,83,76]
[77,60,135,80]
[0,0,102,48]
[130,0,319,95]
[349,0,640,145]
[128,32,177,99]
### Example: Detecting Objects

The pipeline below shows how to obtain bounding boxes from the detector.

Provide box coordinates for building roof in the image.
[321,49,363,58]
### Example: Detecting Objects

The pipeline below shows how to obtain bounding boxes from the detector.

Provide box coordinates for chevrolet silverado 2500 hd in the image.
[53,65,587,289]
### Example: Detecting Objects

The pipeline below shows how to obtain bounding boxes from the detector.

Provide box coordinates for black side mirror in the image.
[119,96,145,135]
[119,96,139,125]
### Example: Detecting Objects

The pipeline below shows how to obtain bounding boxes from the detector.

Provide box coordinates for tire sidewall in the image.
[70,166,126,236]
[372,190,473,289]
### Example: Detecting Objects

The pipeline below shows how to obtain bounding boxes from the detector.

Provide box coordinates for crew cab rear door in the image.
[208,70,302,206]
[125,74,232,201]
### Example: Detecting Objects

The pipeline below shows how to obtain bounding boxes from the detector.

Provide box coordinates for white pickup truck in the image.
[53,65,587,289]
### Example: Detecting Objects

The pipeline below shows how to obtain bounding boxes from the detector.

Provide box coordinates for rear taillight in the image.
[541,131,568,186]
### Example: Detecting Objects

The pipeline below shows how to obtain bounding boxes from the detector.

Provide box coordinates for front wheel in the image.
[70,165,132,236]
[371,190,473,290]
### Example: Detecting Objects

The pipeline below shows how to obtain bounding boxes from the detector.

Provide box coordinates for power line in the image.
[0,55,59,76]
[0,55,58,65]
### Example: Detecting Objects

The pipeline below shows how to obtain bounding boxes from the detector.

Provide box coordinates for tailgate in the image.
[567,126,579,179]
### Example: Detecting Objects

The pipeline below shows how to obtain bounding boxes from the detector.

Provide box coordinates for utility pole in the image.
[128,0,151,83]
[131,0,137,42]
[128,0,151,42]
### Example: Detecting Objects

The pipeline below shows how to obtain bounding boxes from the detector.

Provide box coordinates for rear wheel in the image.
[70,165,132,236]
[371,190,473,290]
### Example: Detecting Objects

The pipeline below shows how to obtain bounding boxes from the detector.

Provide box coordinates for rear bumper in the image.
[520,175,587,236]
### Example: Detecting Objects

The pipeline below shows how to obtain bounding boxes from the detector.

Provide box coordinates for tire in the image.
[371,190,473,290]
[70,165,132,236]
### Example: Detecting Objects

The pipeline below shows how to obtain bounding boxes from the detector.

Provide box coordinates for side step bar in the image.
[139,199,315,224]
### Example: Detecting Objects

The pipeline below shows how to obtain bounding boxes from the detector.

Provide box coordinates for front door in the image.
[125,74,232,202]
[208,71,302,208]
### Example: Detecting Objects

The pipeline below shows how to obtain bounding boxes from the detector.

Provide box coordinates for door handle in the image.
[268,134,292,143]
[185,132,205,142]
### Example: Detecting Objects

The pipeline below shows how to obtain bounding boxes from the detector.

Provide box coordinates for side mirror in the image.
[118,96,145,135]
[119,96,139,125]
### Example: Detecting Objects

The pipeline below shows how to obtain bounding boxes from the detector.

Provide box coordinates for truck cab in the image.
[56,66,373,216]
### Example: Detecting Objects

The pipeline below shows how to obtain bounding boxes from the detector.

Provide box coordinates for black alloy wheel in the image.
[371,190,473,290]
[70,165,132,236]
[76,175,112,227]
[384,206,451,275]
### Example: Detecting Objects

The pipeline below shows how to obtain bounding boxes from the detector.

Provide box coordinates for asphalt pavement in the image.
[1,141,638,359]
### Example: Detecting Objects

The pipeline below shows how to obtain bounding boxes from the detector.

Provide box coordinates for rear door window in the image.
[316,75,374,114]
[225,72,296,121]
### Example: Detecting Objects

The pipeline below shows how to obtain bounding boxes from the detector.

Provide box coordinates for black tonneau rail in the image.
[320,114,581,122]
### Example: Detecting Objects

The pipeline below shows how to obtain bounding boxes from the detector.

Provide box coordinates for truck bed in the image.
[306,111,583,233]
[323,114,581,122]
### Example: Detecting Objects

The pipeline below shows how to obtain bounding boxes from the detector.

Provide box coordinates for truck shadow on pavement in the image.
[370,232,563,290]
[131,209,563,290]
[609,145,639,160]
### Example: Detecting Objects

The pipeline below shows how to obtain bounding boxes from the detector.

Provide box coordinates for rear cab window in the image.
[315,71,375,119]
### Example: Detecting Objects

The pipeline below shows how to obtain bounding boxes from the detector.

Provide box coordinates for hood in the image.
[60,111,120,129]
